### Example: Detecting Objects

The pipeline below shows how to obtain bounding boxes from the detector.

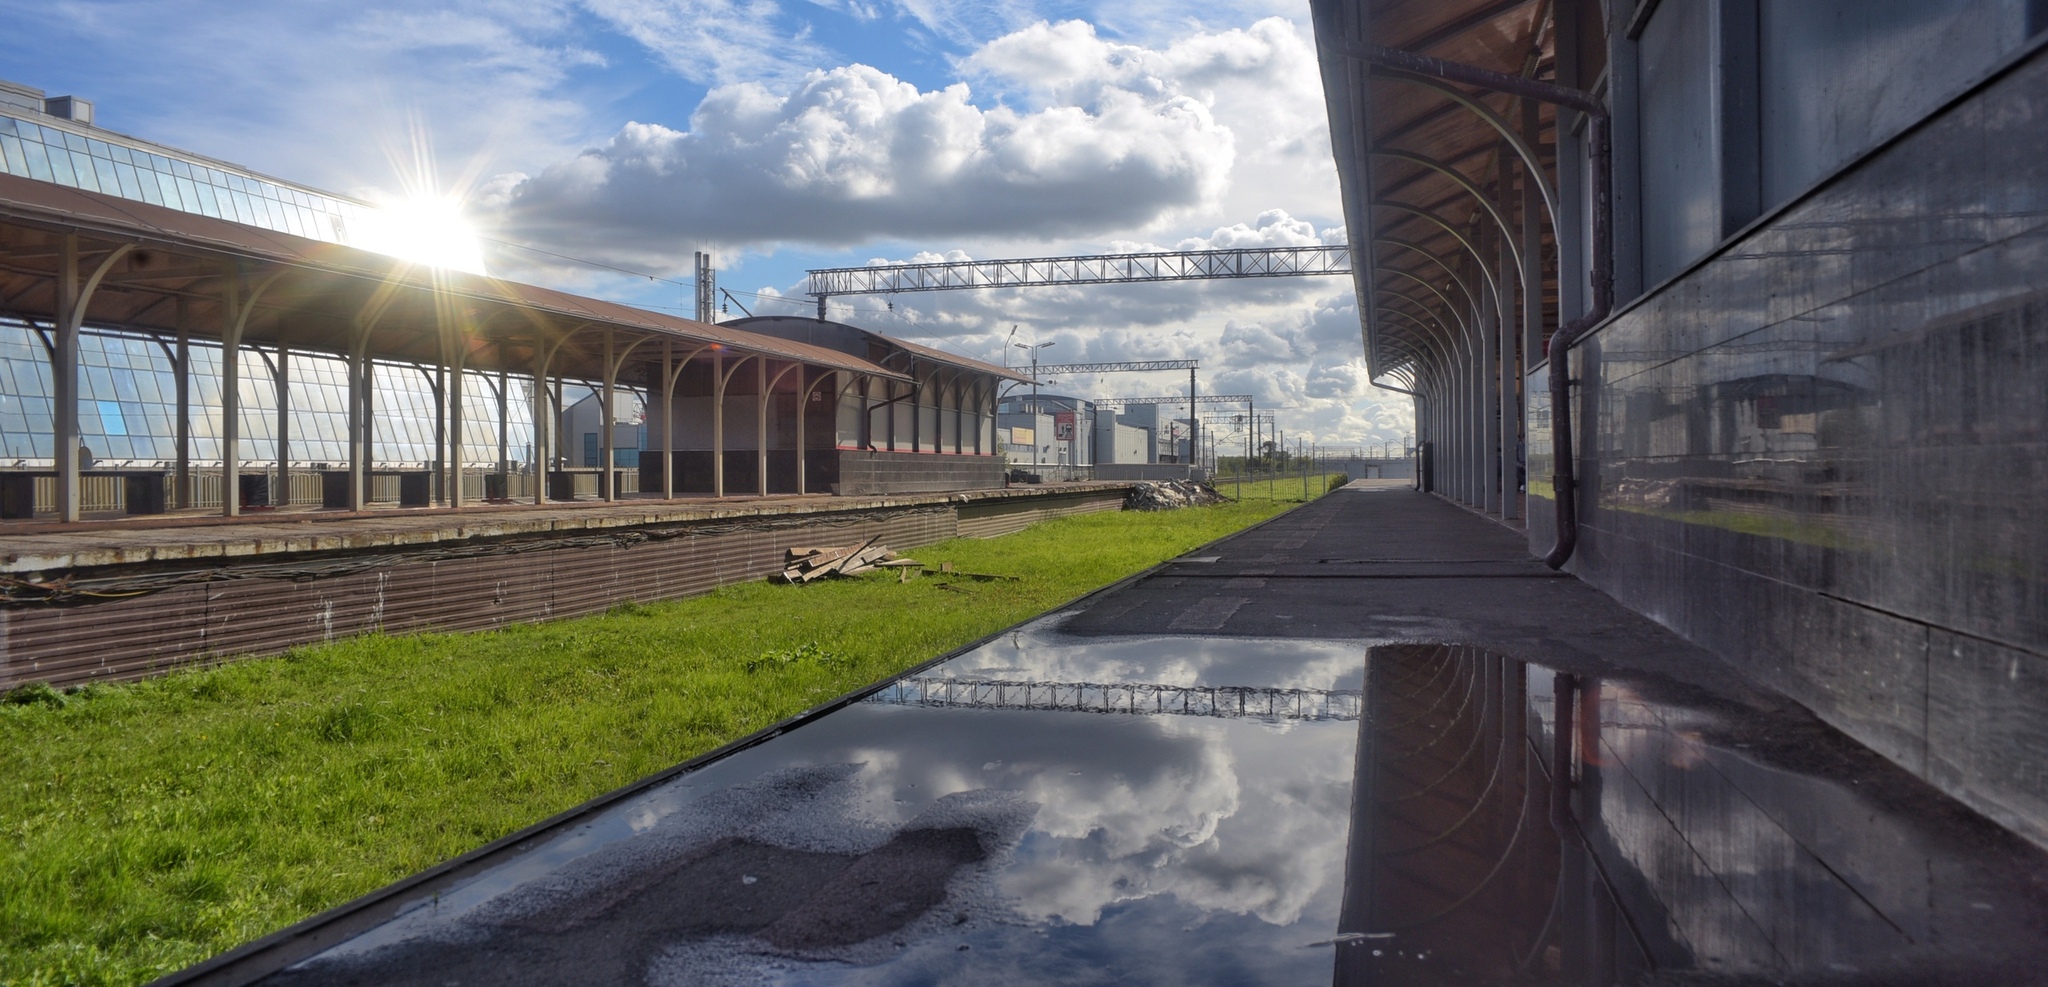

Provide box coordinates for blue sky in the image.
[0,0,1412,449]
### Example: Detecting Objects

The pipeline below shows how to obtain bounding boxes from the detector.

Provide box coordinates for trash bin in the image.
[398,472,431,507]
[321,471,351,509]
[547,471,578,501]
[0,473,35,519]
[124,474,166,515]
[484,473,508,500]
[238,473,269,509]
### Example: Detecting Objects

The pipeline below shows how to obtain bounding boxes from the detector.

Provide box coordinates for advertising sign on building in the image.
[1053,412,1076,441]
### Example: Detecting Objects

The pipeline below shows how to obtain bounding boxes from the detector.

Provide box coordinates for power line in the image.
[479,236,697,290]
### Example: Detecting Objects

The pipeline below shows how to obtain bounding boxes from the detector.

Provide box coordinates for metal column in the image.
[274,344,290,507]
[53,236,79,522]
[756,356,768,496]
[600,329,616,501]
[220,272,242,518]
[173,299,192,509]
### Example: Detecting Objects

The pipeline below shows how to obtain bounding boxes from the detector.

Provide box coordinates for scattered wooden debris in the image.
[777,541,1020,585]
[778,538,925,582]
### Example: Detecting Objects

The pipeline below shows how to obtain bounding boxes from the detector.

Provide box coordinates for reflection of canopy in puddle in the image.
[1335,643,1564,985]
[868,676,1365,721]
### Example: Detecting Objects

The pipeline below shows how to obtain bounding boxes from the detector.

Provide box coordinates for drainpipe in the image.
[1542,113,1612,570]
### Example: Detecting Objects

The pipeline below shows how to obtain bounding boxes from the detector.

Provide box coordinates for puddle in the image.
[261,632,2048,986]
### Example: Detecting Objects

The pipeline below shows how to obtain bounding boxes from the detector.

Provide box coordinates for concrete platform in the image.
[0,482,1137,575]
[158,482,2048,986]
[0,483,1137,688]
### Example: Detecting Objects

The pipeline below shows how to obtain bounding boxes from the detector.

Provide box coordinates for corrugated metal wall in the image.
[2,491,1127,688]
[957,490,1125,539]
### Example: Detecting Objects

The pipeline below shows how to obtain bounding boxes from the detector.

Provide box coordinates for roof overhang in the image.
[0,173,910,385]
[1311,0,1585,396]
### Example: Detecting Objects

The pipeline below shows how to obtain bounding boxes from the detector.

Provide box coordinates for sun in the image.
[351,194,490,276]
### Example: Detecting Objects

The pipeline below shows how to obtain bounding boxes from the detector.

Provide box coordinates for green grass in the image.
[0,489,1310,986]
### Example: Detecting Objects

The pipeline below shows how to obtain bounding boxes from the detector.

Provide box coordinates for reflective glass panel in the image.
[155,170,182,209]
[18,135,50,181]
[112,161,141,198]
[44,144,76,186]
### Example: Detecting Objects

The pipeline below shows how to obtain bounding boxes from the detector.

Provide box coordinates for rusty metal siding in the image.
[0,496,1102,689]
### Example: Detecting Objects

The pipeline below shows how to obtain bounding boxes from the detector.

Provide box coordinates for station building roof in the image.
[722,315,1034,385]
[1311,0,1570,392]
[0,171,910,386]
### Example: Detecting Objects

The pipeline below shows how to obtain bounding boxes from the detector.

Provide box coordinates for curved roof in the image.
[0,172,909,384]
[1311,0,1582,393]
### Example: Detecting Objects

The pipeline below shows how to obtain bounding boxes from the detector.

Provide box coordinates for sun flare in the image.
[351,194,490,276]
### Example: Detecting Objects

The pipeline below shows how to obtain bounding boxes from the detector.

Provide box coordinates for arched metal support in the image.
[712,349,758,498]
[657,341,714,500]
[1376,235,1490,315]
[349,278,409,511]
[761,360,805,495]
[597,331,657,502]
[794,368,844,495]
[1372,200,1502,308]
[219,266,288,518]
[1377,267,1471,339]
[1371,70,1560,229]
[529,319,600,505]
[1372,149,1525,277]
[53,237,137,522]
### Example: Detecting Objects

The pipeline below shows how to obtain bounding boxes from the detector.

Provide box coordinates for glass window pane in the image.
[0,115,15,135]
[19,138,52,182]
[96,400,127,435]
[175,176,200,211]
[45,145,77,186]
[113,160,142,198]
[92,156,119,193]
[194,181,222,218]
[109,142,133,164]
[68,151,98,192]
[170,158,192,179]
[133,165,164,204]
[149,153,173,172]
[156,170,184,210]
[62,130,88,153]
[0,135,23,177]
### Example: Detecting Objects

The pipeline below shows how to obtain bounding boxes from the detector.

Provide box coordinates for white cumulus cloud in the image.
[482,57,1233,261]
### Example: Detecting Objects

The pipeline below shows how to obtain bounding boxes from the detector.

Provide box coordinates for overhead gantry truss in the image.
[1030,359,1199,375]
[805,246,1351,318]
[1092,394,1253,408]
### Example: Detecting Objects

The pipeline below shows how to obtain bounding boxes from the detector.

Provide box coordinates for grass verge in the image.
[1,486,1314,986]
